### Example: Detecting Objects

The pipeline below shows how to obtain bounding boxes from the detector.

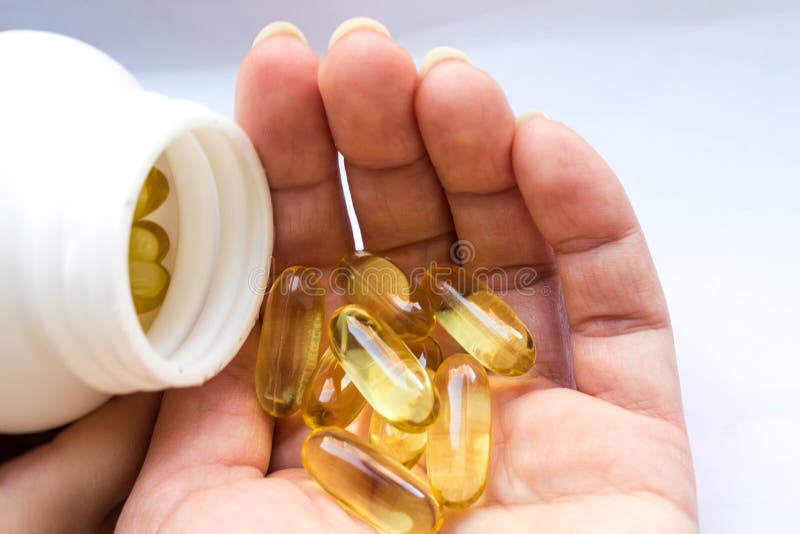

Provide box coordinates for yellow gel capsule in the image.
[406,336,443,373]
[133,167,170,221]
[129,221,170,262]
[337,252,435,341]
[303,428,443,534]
[255,266,324,417]
[426,354,492,508]
[129,261,171,314]
[328,304,438,432]
[301,348,366,429]
[369,410,427,468]
[422,264,536,376]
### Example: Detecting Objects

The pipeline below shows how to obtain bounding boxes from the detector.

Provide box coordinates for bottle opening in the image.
[116,118,272,388]
[46,96,272,393]
[6,35,273,397]
[127,129,223,362]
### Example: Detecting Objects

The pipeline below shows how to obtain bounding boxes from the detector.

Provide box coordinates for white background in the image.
[3,1,799,531]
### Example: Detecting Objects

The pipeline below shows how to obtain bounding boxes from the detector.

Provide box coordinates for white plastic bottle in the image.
[0,31,273,433]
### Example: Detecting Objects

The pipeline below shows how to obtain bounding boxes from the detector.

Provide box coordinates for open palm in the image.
[117,19,697,533]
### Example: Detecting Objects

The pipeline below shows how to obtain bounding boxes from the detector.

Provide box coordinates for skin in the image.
[0,19,697,533]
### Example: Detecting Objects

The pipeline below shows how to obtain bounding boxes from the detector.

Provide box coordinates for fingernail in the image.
[419,46,472,78]
[252,21,307,48]
[516,109,549,127]
[329,17,391,50]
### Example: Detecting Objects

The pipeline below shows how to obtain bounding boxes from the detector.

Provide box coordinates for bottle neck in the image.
[26,90,273,393]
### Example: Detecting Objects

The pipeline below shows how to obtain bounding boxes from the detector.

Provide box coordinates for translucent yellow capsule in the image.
[129,261,171,314]
[133,167,170,221]
[406,336,443,373]
[426,354,492,508]
[337,252,435,341]
[129,221,170,262]
[301,348,366,429]
[422,264,536,376]
[255,266,324,417]
[328,304,438,432]
[369,410,427,468]
[303,428,443,534]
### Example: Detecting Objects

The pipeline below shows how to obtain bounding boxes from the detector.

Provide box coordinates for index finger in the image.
[236,23,353,270]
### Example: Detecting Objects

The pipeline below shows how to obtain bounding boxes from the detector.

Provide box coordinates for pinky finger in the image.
[513,117,683,423]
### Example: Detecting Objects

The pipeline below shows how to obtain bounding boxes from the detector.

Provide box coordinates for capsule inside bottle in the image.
[427,354,492,508]
[369,410,427,468]
[328,304,438,432]
[303,428,443,534]
[129,261,171,314]
[128,167,172,321]
[337,252,435,341]
[256,266,324,417]
[302,348,366,429]
[422,264,536,376]
[133,166,170,221]
[129,220,170,263]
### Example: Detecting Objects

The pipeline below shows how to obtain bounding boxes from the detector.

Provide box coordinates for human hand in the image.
[117,18,698,533]
[0,393,159,532]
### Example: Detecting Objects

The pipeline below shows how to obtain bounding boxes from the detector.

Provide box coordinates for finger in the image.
[235,22,353,270]
[416,49,548,270]
[0,393,160,532]
[415,50,571,385]
[513,117,682,422]
[0,428,61,464]
[319,18,454,271]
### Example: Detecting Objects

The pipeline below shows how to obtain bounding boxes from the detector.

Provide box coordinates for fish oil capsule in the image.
[369,410,427,468]
[427,354,491,508]
[406,337,443,373]
[129,221,170,262]
[328,304,438,432]
[302,348,365,429]
[337,251,435,341]
[133,167,169,221]
[303,428,443,534]
[422,264,536,376]
[129,261,171,313]
[255,266,324,417]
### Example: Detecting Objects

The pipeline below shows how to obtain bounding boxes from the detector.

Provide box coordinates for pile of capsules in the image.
[128,167,172,318]
[255,252,536,533]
